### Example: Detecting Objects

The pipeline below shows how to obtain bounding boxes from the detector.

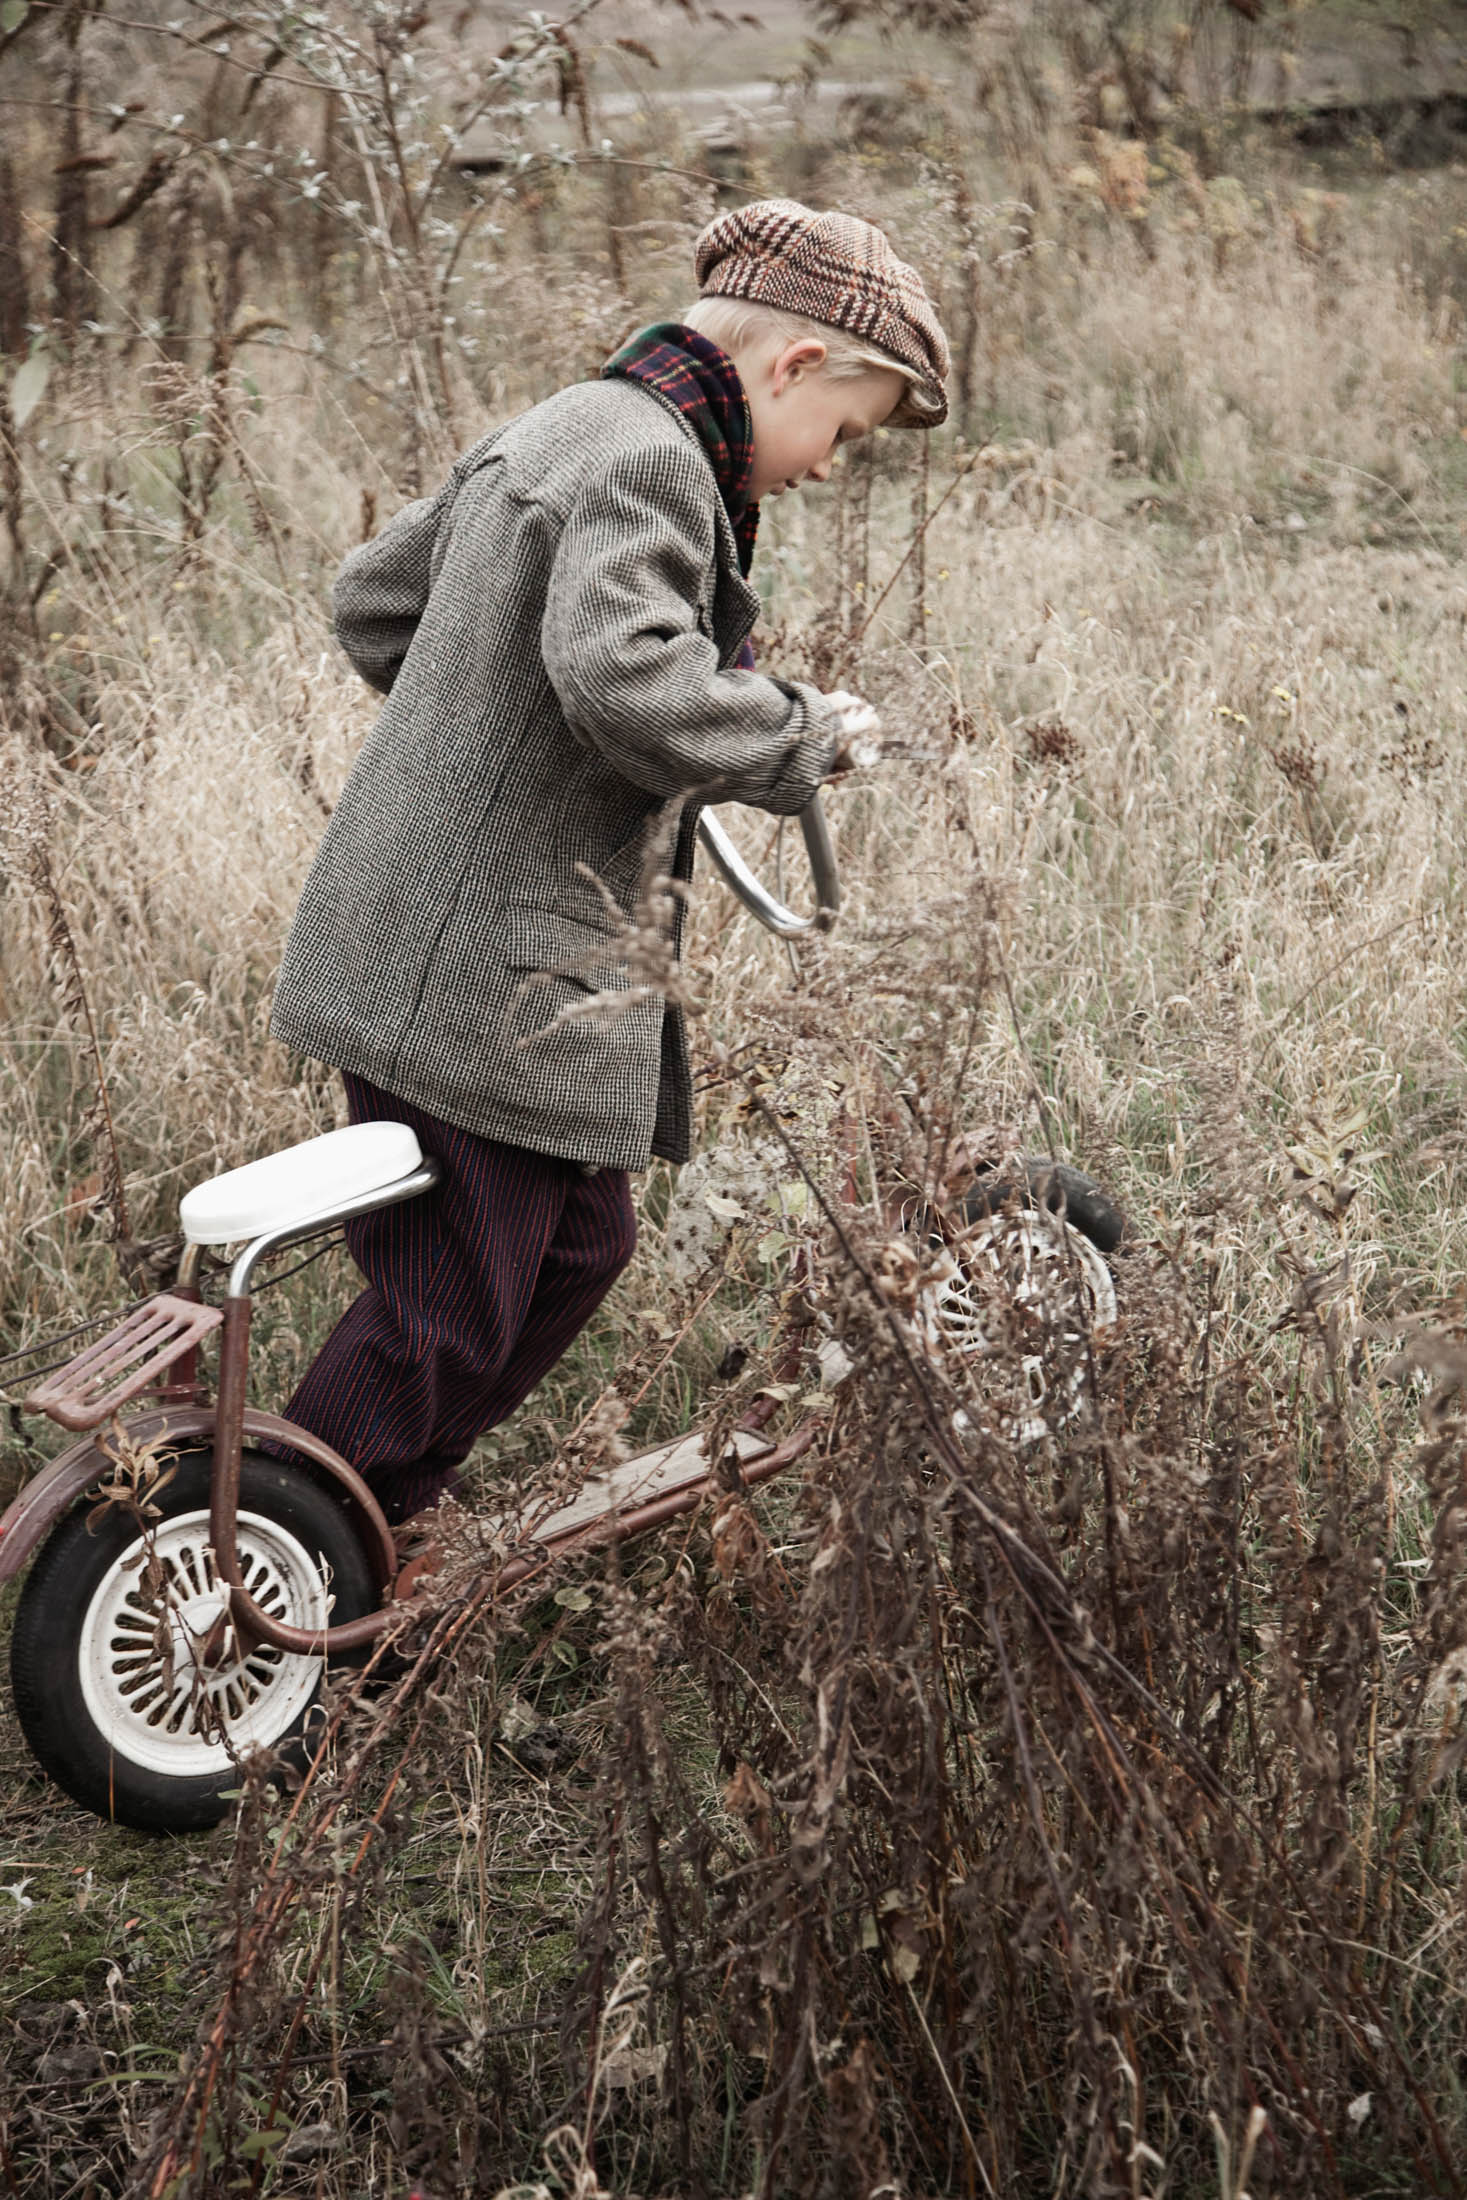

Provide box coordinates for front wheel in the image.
[917,1165,1124,1448]
[10,1449,377,1833]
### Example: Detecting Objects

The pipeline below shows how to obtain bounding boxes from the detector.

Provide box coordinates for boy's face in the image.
[740,337,908,504]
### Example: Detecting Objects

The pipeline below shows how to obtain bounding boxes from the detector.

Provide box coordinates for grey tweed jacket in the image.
[270,377,838,1168]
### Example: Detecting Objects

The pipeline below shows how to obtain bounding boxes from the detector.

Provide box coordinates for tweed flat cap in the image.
[694,198,950,429]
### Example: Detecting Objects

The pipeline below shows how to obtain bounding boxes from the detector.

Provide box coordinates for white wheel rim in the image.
[78,1507,332,1779]
[922,1208,1118,1443]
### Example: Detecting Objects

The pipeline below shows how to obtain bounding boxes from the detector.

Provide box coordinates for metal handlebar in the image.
[698,797,840,938]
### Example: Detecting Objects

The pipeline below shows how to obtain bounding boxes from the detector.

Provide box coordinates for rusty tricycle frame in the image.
[0,801,845,1826]
[0,1166,819,1654]
[2,794,844,1658]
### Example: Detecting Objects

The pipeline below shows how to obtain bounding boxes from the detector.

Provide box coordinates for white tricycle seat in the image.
[179,1121,425,1246]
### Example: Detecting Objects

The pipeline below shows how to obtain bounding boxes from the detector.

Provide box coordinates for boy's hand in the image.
[823,689,882,776]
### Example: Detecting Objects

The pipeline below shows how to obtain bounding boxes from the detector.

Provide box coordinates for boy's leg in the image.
[404,1163,638,1467]
[279,1075,634,1522]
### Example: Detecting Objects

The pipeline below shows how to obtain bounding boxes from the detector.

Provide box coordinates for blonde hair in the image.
[680,295,940,417]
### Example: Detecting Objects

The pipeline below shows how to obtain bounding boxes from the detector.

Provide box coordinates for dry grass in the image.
[6,3,1467,2190]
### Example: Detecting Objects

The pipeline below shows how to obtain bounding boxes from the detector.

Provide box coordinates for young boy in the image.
[269,198,950,1527]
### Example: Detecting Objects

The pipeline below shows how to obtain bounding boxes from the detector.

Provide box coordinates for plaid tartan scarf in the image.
[601,322,761,581]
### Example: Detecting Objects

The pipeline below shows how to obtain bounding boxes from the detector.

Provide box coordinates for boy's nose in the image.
[807,457,833,484]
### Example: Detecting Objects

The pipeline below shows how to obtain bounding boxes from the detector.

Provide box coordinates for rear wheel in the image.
[11,1449,376,1833]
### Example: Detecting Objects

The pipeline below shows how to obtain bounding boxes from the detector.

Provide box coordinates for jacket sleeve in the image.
[538,442,839,812]
[330,481,454,696]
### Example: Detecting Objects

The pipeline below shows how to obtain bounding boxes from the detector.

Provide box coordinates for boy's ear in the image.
[770,336,829,394]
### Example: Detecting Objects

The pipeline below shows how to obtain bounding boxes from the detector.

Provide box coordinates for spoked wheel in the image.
[921,1201,1119,1445]
[10,1450,376,1833]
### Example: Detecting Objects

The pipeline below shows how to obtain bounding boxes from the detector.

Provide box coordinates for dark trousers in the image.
[281,1073,637,1523]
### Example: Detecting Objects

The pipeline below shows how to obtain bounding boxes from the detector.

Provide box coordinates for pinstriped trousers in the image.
[279,1072,638,1524]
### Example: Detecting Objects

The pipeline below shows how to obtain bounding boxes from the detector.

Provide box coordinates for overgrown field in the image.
[6,0,1467,2192]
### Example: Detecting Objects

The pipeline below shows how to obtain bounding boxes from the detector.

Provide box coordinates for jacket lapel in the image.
[708,508,760,666]
[620,382,761,667]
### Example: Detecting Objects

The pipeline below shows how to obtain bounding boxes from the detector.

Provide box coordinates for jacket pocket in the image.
[501,905,628,996]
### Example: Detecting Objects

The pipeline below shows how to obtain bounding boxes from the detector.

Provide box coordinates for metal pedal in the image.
[23,1295,224,1431]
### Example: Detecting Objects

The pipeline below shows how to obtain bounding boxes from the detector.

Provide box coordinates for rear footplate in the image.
[24,1296,224,1431]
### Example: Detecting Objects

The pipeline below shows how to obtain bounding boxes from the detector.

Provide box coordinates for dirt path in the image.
[452,0,1467,169]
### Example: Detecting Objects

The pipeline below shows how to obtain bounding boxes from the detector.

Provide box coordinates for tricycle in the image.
[0,799,1124,1832]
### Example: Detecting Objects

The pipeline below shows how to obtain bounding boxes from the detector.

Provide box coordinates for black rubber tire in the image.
[10,1449,376,1834]
[957,1159,1129,1256]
